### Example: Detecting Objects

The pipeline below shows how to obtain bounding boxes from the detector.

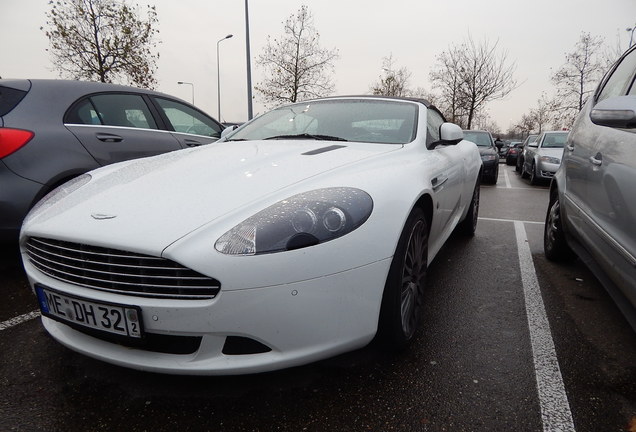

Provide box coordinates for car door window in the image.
[66,94,158,129]
[597,49,636,102]
[154,97,222,138]
[65,99,101,124]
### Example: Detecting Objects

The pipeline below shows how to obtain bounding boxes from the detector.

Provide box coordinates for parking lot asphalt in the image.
[1,163,634,432]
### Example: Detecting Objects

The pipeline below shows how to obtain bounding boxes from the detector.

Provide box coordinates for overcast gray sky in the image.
[2,0,635,130]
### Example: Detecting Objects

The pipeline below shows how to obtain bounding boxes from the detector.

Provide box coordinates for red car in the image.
[505,142,523,165]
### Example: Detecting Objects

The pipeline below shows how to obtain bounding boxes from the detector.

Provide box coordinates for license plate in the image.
[35,284,143,338]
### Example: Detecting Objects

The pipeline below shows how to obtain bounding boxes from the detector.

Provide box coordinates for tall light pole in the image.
[245,0,254,120]
[217,34,233,121]
[177,81,194,104]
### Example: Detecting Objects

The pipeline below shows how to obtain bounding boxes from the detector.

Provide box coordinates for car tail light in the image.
[0,128,34,158]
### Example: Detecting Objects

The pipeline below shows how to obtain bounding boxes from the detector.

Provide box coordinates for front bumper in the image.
[536,161,560,180]
[23,256,391,375]
[481,159,498,177]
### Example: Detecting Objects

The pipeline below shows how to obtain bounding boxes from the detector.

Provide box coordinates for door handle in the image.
[589,153,602,166]
[184,139,202,147]
[566,144,574,151]
[96,133,123,142]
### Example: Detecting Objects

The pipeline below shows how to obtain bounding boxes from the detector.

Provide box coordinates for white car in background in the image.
[20,96,482,375]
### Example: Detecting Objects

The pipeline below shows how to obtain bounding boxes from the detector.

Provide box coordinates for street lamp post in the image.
[217,34,233,121]
[177,81,194,104]
[245,0,254,120]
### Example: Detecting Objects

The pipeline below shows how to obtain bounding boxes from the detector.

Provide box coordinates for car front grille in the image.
[25,237,220,299]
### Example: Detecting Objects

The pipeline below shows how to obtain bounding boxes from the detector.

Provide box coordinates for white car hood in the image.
[23,140,399,254]
[538,147,565,158]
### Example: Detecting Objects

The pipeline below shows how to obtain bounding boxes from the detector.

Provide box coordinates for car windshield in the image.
[542,132,569,148]
[463,131,492,147]
[227,99,418,144]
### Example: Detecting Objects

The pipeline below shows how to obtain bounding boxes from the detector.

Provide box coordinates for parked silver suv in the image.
[544,45,636,329]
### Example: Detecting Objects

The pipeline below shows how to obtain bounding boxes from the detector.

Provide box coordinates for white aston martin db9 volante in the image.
[20,96,482,375]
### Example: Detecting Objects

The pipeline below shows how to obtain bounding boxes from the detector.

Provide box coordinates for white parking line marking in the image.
[480,217,544,225]
[0,310,40,331]
[514,221,576,432]
[503,167,512,188]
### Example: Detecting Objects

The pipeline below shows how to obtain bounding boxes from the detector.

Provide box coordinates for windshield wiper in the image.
[264,133,348,142]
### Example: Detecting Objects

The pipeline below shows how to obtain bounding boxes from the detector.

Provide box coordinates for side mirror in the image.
[220,124,239,139]
[591,95,636,128]
[430,123,463,149]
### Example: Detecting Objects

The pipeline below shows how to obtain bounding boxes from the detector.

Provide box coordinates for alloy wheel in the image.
[400,220,427,338]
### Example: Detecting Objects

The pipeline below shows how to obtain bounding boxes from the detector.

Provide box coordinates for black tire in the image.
[516,156,523,173]
[521,162,529,179]
[530,162,539,185]
[544,190,576,262]
[378,207,428,350]
[491,164,498,184]
[457,178,480,236]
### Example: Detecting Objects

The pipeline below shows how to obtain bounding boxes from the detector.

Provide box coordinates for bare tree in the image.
[601,30,627,70]
[255,5,339,107]
[430,36,517,129]
[515,113,537,137]
[551,32,605,128]
[514,93,558,136]
[429,44,468,126]
[410,86,438,104]
[531,94,556,133]
[472,112,500,136]
[370,55,412,97]
[505,125,518,139]
[42,0,160,89]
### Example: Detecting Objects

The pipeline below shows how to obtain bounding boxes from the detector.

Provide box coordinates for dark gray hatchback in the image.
[0,79,224,243]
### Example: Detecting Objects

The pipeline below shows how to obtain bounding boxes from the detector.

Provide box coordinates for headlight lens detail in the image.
[481,154,497,161]
[323,207,347,232]
[540,156,561,164]
[215,187,373,255]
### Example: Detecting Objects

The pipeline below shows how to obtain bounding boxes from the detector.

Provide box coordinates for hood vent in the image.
[302,145,346,155]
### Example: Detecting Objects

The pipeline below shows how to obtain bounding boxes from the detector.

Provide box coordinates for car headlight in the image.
[481,154,497,161]
[23,173,92,225]
[540,156,561,164]
[215,187,373,255]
